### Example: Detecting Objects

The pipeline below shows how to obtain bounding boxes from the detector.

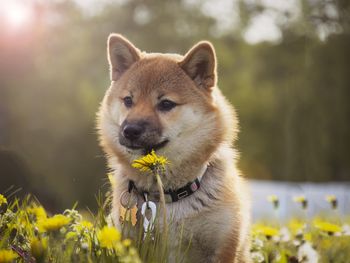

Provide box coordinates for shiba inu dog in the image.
[97,34,251,263]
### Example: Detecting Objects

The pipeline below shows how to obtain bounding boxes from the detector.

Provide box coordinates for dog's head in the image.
[98,34,237,178]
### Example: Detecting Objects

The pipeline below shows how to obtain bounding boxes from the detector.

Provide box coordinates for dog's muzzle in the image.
[119,120,168,152]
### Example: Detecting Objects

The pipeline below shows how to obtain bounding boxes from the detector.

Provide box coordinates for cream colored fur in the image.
[97,34,251,263]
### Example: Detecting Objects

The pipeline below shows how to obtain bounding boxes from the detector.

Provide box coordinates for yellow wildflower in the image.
[65,231,78,241]
[0,194,8,214]
[132,150,169,172]
[38,214,71,232]
[267,195,279,209]
[122,238,132,247]
[288,219,306,235]
[0,249,18,263]
[267,195,278,202]
[114,242,125,254]
[293,195,308,209]
[80,220,93,229]
[325,195,338,209]
[97,226,121,249]
[27,206,47,221]
[0,194,7,205]
[30,237,47,260]
[313,220,342,234]
[293,195,306,202]
[74,220,93,232]
[253,224,279,238]
[304,233,312,242]
[325,195,336,202]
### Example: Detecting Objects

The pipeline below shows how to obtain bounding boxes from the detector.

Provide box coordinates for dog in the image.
[97,34,251,263]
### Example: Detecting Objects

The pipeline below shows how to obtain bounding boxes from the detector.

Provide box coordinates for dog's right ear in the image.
[107,34,140,81]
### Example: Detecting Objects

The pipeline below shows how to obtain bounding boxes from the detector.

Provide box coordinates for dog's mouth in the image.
[122,139,169,154]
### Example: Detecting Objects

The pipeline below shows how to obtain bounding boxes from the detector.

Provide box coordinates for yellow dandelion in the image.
[80,220,93,229]
[122,238,132,247]
[288,219,306,235]
[0,249,18,263]
[267,195,278,202]
[0,194,7,205]
[325,195,336,202]
[0,195,7,214]
[114,242,125,254]
[304,233,312,242]
[313,220,342,234]
[97,226,121,249]
[325,195,338,209]
[293,195,308,209]
[30,237,47,260]
[267,195,279,209]
[75,220,93,232]
[27,206,47,221]
[65,231,78,241]
[38,214,71,232]
[132,150,169,172]
[253,224,279,238]
[293,195,306,202]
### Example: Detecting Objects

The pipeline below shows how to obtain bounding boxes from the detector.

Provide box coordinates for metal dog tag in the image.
[120,190,137,209]
[141,201,157,239]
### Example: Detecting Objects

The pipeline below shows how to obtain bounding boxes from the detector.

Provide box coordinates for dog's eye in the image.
[123,96,133,108]
[158,99,177,112]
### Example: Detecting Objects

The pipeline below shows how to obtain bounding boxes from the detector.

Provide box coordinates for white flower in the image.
[252,238,264,249]
[293,240,301,247]
[342,224,350,236]
[81,243,89,251]
[272,235,280,243]
[298,242,319,263]
[251,251,264,263]
[280,227,291,242]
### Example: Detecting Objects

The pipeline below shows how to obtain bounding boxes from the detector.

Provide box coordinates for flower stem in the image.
[154,169,168,258]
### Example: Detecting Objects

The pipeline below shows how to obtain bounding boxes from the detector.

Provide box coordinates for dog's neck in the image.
[120,159,209,193]
[128,164,207,203]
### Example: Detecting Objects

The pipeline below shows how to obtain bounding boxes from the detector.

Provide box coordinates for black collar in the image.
[128,177,201,203]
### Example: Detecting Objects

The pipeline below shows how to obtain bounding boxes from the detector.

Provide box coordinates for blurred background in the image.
[0,0,349,214]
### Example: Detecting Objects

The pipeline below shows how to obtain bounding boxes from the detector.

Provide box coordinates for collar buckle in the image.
[177,190,189,200]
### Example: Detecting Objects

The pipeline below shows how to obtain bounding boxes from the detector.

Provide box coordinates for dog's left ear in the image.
[179,41,217,90]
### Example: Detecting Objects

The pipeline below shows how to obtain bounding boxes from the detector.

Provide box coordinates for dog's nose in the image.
[122,123,145,140]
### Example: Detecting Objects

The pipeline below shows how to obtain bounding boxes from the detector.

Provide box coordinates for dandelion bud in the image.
[0,249,18,262]
[31,238,47,262]
[267,195,279,210]
[293,196,308,210]
[0,194,8,215]
[325,195,338,210]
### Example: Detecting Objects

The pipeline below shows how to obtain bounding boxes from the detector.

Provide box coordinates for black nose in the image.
[122,123,145,140]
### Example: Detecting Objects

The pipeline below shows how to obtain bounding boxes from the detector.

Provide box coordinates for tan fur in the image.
[97,34,251,263]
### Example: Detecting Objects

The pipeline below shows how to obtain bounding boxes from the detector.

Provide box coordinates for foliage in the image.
[252,221,350,263]
[254,194,350,263]
[0,0,349,211]
[1,192,350,262]
[0,194,142,263]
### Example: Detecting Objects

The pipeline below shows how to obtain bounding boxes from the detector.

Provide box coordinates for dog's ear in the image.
[107,34,140,81]
[179,41,217,90]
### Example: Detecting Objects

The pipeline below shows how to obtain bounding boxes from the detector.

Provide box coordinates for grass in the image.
[0,192,349,263]
[1,150,349,263]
